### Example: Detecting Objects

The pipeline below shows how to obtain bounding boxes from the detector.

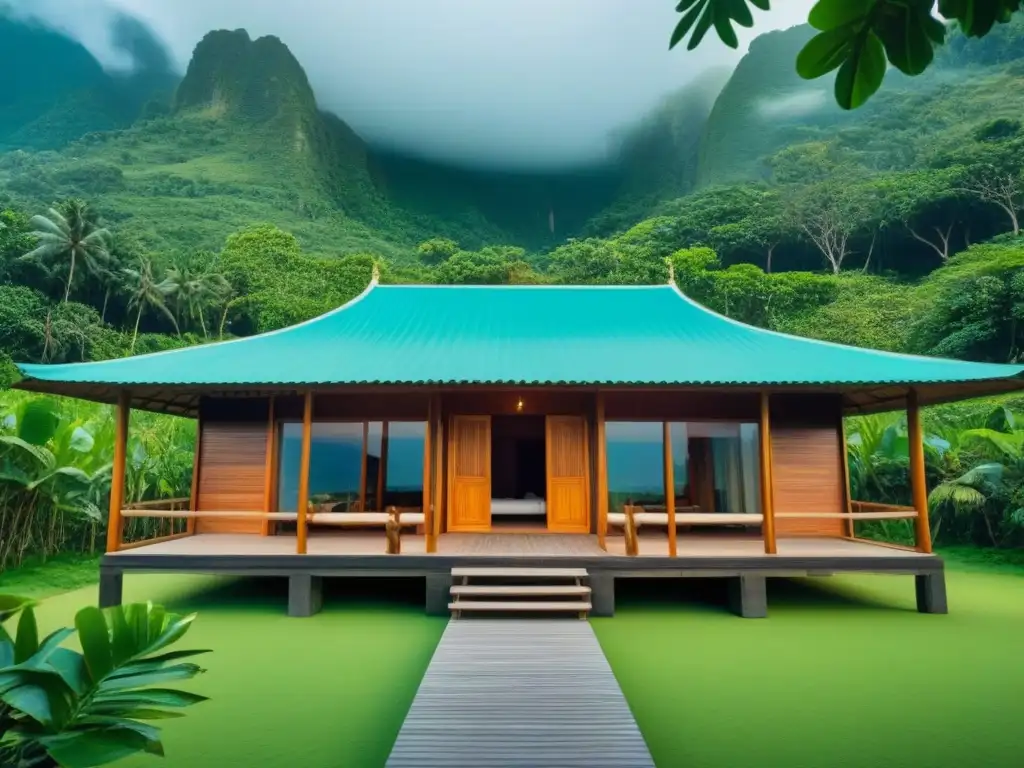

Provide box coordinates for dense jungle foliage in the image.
[2,13,1024,563]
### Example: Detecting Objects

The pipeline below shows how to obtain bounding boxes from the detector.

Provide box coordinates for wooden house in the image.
[15,274,1024,618]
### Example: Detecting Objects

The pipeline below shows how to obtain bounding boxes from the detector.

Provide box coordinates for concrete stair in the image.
[448,567,591,619]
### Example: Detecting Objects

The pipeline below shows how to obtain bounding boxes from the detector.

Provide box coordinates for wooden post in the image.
[187,411,201,536]
[261,396,276,536]
[106,391,130,553]
[377,421,389,511]
[663,421,677,557]
[907,388,933,554]
[296,392,313,555]
[430,397,444,552]
[759,392,777,555]
[596,392,609,550]
[423,397,434,552]
[358,420,369,511]
[839,410,854,539]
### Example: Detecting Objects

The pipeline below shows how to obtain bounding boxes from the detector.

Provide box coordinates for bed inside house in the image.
[490,415,547,527]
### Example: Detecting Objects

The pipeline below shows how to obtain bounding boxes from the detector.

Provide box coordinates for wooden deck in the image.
[386,620,655,768]
[110,532,927,560]
[100,531,946,618]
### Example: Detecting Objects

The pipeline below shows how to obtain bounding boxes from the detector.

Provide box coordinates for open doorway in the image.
[490,415,546,529]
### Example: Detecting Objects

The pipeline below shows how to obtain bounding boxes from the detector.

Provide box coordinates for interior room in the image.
[490,415,547,529]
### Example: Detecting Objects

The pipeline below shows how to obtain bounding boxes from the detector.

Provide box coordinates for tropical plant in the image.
[929,407,1024,545]
[0,393,196,566]
[0,594,208,768]
[0,400,106,569]
[669,0,1023,109]
[21,202,111,304]
[163,261,231,338]
[122,259,178,353]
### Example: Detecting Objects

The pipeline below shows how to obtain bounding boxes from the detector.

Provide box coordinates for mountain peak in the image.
[174,29,316,121]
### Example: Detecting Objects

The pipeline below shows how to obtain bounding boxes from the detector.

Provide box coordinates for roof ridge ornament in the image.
[666,258,675,285]
[371,260,380,284]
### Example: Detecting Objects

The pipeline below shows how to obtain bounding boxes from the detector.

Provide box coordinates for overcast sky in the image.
[8,0,813,169]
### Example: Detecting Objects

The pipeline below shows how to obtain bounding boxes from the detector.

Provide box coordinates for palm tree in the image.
[164,263,231,337]
[21,200,111,303]
[123,258,178,353]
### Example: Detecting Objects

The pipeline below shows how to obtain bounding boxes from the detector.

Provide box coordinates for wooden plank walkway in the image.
[386,620,655,768]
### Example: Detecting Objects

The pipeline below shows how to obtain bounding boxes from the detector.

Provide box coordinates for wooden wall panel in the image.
[276,394,430,420]
[446,391,593,416]
[196,420,268,534]
[604,391,760,421]
[770,394,845,536]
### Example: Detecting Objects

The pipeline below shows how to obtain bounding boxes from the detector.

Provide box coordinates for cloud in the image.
[6,0,814,170]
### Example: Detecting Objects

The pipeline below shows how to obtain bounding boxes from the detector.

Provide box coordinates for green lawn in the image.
[24,575,447,768]
[594,563,1024,768]
[7,555,1024,768]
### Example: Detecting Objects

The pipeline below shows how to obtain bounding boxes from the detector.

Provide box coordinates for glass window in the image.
[278,422,365,513]
[606,421,665,514]
[384,422,426,509]
[606,420,761,516]
[277,420,427,513]
[673,422,761,514]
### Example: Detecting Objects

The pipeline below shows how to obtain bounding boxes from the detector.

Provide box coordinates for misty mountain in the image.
[0,14,177,151]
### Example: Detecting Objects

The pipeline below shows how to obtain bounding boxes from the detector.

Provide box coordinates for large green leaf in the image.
[89,689,208,710]
[0,669,71,728]
[0,640,13,667]
[68,426,95,454]
[796,27,853,79]
[107,648,212,678]
[40,728,157,768]
[14,607,39,665]
[808,0,873,31]
[0,595,35,623]
[834,30,887,109]
[939,0,1018,37]
[97,663,204,692]
[74,607,113,683]
[47,648,90,696]
[18,400,59,446]
[876,3,938,76]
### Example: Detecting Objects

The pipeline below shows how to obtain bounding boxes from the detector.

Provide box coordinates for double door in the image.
[447,414,590,533]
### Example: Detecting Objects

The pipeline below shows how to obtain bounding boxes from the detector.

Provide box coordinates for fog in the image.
[7,0,813,170]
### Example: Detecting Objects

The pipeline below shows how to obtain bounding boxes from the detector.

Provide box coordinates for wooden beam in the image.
[106,391,130,553]
[261,396,276,536]
[907,388,933,554]
[759,391,777,555]
[186,414,201,535]
[430,396,444,552]
[423,397,435,552]
[296,392,313,555]
[596,392,609,550]
[663,421,677,557]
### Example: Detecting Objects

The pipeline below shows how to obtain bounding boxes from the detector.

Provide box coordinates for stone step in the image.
[450,567,588,579]
[451,585,592,597]
[448,601,592,612]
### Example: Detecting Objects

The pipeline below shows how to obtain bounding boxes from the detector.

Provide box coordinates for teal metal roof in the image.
[14,281,1024,393]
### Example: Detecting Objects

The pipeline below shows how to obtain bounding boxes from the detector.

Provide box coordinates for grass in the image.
[26,575,447,768]
[7,551,1024,767]
[593,564,1024,768]
[0,552,102,598]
